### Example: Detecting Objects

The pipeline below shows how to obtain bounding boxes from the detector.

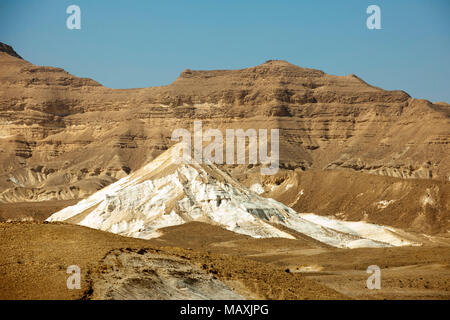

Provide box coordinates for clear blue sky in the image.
[1,0,449,102]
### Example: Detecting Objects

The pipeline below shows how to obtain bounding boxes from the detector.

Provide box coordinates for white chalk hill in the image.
[47,143,416,248]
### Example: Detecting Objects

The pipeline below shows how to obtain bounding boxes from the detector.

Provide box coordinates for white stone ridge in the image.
[47,143,418,248]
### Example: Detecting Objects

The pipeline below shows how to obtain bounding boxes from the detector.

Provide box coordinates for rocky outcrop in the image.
[47,143,417,248]
[259,169,450,234]
[0,43,22,59]
[0,44,448,203]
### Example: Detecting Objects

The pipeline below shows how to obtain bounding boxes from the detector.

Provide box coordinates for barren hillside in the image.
[0,42,448,234]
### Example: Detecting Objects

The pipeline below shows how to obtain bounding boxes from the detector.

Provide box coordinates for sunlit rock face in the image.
[1,44,449,204]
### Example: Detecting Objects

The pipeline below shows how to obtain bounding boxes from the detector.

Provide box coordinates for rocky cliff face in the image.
[0,43,448,206]
[47,143,417,248]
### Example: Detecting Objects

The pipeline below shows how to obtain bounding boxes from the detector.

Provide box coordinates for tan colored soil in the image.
[0,222,346,300]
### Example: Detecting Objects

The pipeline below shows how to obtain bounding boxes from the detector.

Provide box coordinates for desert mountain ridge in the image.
[0,42,448,234]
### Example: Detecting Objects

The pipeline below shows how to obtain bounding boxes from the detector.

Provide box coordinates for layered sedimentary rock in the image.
[256,169,449,234]
[0,43,448,221]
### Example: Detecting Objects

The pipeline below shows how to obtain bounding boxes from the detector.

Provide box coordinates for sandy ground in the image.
[0,200,78,222]
[1,220,449,300]
[147,222,450,300]
[0,222,346,300]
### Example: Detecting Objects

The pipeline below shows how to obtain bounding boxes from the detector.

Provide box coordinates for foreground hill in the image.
[0,221,347,300]
[1,221,449,300]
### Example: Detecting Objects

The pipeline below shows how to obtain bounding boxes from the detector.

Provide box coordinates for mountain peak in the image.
[177,59,324,80]
[262,59,294,66]
[0,42,23,59]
